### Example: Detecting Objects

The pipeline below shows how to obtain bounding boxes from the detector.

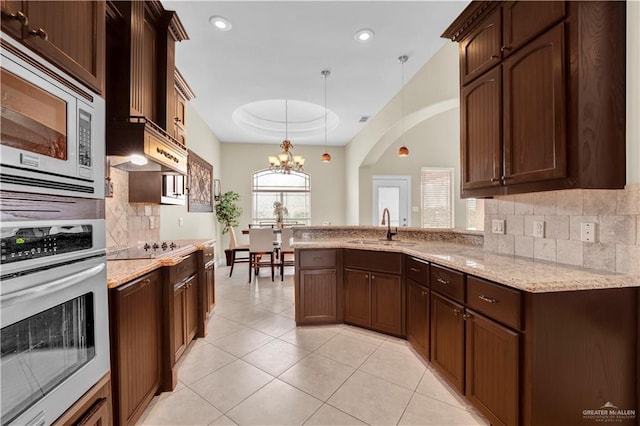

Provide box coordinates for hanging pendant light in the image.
[268,99,305,174]
[398,55,409,157]
[320,69,331,163]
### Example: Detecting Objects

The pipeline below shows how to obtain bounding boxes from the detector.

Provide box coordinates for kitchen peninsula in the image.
[292,227,639,426]
[106,239,215,426]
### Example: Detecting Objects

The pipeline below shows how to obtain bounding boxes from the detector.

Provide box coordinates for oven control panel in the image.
[0,225,93,264]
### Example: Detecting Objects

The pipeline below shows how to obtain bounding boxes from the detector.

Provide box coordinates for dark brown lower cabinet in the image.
[344,268,403,336]
[110,270,162,426]
[406,279,430,359]
[465,310,519,426]
[205,262,215,314]
[430,292,465,392]
[298,268,338,323]
[344,268,371,328]
[370,272,403,335]
[173,274,197,362]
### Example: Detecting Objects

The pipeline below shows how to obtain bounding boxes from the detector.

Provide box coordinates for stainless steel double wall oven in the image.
[0,33,108,426]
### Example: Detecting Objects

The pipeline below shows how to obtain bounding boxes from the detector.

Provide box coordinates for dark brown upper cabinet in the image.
[444,1,626,198]
[105,1,189,174]
[1,0,106,94]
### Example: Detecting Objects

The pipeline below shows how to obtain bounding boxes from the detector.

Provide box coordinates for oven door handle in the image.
[0,263,105,305]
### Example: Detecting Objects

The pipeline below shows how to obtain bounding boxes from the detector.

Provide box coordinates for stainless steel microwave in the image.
[0,33,104,199]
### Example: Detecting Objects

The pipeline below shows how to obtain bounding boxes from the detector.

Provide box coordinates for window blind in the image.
[421,168,453,228]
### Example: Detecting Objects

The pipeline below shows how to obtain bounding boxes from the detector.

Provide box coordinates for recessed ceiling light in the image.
[354,28,374,43]
[209,15,232,31]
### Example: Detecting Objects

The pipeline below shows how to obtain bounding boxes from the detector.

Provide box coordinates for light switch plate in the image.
[581,222,596,242]
[533,221,545,238]
[492,219,505,234]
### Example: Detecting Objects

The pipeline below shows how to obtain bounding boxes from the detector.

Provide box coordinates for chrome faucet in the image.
[381,208,397,241]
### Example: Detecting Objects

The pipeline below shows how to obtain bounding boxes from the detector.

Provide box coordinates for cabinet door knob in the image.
[371,275,375,280]
[29,27,48,40]
[500,45,511,52]
[174,116,181,123]
[365,274,369,279]
[491,54,499,59]
[462,313,471,320]
[490,177,501,183]
[7,10,29,25]
[453,308,461,316]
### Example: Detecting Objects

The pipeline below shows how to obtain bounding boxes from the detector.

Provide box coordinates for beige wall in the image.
[363,107,465,227]
[345,42,460,225]
[160,103,222,260]
[220,143,346,247]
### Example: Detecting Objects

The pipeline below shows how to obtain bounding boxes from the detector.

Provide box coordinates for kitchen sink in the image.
[347,240,416,247]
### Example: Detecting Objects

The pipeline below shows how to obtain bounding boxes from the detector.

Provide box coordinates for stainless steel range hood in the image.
[106,117,188,174]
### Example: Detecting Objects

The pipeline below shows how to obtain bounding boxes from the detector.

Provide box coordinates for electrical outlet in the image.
[491,219,505,234]
[581,222,596,242]
[178,217,183,227]
[533,221,545,238]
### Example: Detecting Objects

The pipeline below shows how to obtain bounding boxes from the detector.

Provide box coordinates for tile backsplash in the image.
[484,184,640,275]
[105,166,159,249]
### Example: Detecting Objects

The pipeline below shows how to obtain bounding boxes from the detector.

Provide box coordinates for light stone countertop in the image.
[106,239,214,288]
[293,238,640,293]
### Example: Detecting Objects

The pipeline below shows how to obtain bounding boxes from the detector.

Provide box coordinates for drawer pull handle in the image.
[8,10,29,25]
[479,295,497,304]
[409,267,420,273]
[29,27,48,40]
[490,177,501,183]
[313,257,322,261]
[421,291,427,296]
[436,277,448,285]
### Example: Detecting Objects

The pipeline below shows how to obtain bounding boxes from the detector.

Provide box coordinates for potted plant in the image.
[215,191,243,266]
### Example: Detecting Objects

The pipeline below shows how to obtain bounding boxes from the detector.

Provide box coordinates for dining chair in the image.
[228,225,250,277]
[279,227,295,280]
[249,228,275,282]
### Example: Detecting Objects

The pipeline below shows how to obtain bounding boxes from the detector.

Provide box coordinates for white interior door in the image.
[372,175,411,227]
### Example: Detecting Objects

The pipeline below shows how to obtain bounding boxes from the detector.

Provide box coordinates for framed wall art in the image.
[187,149,213,212]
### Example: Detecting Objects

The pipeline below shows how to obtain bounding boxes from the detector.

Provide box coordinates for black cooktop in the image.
[106,241,181,260]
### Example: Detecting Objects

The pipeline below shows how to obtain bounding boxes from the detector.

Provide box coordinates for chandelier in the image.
[268,100,305,174]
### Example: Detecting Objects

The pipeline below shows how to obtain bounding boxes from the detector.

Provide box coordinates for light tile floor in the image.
[137,266,489,426]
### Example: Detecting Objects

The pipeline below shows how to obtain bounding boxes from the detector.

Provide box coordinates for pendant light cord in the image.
[324,73,328,149]
[285,99,288,140]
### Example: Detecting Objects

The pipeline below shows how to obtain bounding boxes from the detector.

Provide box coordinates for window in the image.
[252,170,310,225]
[466,199,485,231]
[420,167,453,228]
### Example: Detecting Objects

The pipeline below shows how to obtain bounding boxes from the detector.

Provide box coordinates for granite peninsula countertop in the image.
[292,238,640,293]
[106,239,214,289]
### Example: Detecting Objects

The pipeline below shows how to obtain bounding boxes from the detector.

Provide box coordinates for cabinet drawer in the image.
[344,249,402,274]
[467,276,521,330]
[406,256,430,287]
[430,264,465,303]
[299,249,336,269]
[172,253,197,282]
